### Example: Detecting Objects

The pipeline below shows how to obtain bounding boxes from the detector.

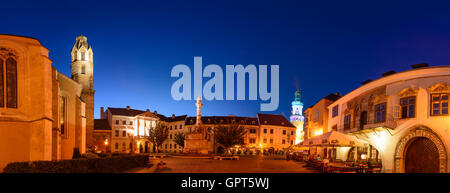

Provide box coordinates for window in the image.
[0,57,17,108]
[129,142,132,149]
[170,134,172,139]
[123,120,126,125]
[170,126,172,130]
[249,138,256,144]
[332,106,339,117]
[130,121,133,125]
[170,144,172,149]
[81,64,86,74]
[431,94,449,116]
[374,103,386,123]
[175,125,177,130]
[270,129,274,134]
[116,120,119,124]
[174,144,177,149]
[401,96,416,118]
[263,138,267,143]
[315,110,319,119]
[291,140,294,145]
[165,144,168,149]
[60,96,67,136]
[283,130,286,135]
[122,131,126,137]
[115,130,119,137]
[249,129,256,134]
[264,129,267,134]
[179,125,182,129]
[122,143,126,150]
[115,143,119,149]
[291,131,294,135]
[282,139,285,144]
[344,114,351,130]
[270,139,273,144]
[81,51,86,61]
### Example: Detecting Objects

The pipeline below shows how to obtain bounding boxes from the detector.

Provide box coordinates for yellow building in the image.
[303,93,342,139]
[0,35,92,171]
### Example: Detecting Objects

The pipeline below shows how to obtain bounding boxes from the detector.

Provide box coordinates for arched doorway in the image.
[405,137,439,173]
[394,126,447,173]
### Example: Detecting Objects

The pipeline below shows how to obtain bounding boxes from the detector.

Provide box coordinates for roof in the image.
[257,113,296,128]
[106,107,185,121]
[305,93,343,110]
[107,107,146,117]
[94,119,111,131]
[185,116,259,126]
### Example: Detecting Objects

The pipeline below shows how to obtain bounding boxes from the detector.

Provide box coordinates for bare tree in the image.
[173,131,186,148]
[214,124,247,155]
[146,122,169,153]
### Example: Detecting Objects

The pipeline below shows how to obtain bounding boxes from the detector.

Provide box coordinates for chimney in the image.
[172,114,175,119]
[382,70,396,77]
[411,63,429,69]
[153,110,158,115]
[100,107,104,119]
[146,109,150,112]
[126,106,130,110]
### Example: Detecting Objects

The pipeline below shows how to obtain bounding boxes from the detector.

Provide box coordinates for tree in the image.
[173,131,186,148]
[214,124,247,155]
[146,122,169,153]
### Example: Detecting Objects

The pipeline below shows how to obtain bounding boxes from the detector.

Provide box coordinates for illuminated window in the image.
[400,96,416,118]
[431,94,449,116]
[115,130,119,137]
[344,114,351,130]
[374,103,386,123]
[60,96,67,136]
[0,57,17,108]
[122,131,126,137]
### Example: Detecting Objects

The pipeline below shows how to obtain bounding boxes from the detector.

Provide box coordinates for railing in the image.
[338,114,398,132]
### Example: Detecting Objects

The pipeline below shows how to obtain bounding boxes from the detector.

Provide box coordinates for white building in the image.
[327,64,450,173]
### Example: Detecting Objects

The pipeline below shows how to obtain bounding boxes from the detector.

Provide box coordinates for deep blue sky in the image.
[4,0,450,118]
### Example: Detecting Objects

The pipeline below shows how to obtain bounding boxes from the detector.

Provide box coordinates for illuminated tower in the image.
[196,95,203,126]
[290,89,304,144]
[71,35,95,148]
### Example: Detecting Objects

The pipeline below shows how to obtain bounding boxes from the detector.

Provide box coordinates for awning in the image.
[296,131,367,147]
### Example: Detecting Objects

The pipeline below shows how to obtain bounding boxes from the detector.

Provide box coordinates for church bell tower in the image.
[290,89,304,144]
[71,35,95,148]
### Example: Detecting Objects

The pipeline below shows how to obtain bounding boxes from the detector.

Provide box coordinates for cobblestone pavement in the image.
[155,156,317,173]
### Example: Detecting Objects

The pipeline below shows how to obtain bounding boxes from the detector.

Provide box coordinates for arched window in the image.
[0,56,17,108]
[81,51,86,61]
[74,51,77,61]
[6,58,17,108]
[0,58,4,107]
[81,64,86,74]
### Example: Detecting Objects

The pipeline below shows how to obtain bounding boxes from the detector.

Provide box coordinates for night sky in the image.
[4,0,450,118]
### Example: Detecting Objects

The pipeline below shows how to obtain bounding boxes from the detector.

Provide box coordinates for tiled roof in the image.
[107,107,145,117]
[257,113,296,127]
[164,115,187,122]
[185,116,259,126]
[94,119,111,131]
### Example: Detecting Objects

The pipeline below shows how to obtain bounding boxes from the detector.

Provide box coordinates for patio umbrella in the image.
[296,131,367,147]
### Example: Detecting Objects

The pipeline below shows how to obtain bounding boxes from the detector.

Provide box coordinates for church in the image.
[0,34,95,171]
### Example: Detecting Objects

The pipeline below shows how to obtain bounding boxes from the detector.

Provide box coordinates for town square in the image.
[2,0,450,180]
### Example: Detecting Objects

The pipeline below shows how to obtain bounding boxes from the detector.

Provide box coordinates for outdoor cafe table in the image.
[327,163,367,173]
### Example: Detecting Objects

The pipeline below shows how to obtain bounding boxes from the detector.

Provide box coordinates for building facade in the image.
[327,65,450,173]
[303,93,341,139]
[0,35,90,171]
